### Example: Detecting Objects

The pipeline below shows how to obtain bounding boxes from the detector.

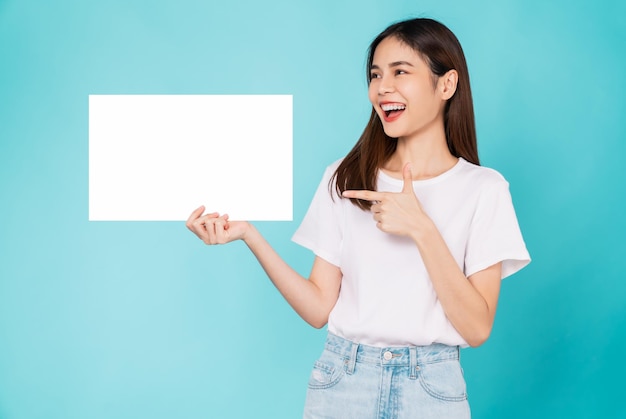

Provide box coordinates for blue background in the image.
[1,0,625,417]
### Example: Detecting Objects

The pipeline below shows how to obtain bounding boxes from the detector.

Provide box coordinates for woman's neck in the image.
[383,127,457,181]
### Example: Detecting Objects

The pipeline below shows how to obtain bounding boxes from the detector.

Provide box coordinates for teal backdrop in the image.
[1,0,625,418]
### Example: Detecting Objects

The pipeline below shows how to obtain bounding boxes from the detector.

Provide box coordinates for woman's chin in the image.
[382,127,402,139]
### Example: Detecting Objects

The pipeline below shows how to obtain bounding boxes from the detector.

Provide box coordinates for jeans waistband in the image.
[324,332,460,372]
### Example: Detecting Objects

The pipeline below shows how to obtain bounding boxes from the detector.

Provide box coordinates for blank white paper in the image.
[89,95,292,221]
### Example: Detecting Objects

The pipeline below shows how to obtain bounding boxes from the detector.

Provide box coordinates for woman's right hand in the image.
[186,205,251,245]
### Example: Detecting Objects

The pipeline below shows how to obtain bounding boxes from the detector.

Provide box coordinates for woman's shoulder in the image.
[325,157,344,173]
[307,158,345,199]
[457,158,509,187]
[316,158,345,184]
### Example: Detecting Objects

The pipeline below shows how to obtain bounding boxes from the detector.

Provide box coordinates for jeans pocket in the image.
[418,359,468,402]
[307,351,346,390]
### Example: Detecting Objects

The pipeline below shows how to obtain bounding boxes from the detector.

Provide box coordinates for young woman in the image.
[187,18,530,418]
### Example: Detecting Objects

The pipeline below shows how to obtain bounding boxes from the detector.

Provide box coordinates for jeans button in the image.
[383,351,393,360]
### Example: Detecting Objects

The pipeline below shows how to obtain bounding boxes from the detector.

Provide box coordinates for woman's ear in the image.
[440,69,458,100]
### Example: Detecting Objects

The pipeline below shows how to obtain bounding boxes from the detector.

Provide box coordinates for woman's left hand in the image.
[342,163,431,238]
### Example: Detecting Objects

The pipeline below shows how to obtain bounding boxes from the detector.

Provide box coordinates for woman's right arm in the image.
[186,206,342,328]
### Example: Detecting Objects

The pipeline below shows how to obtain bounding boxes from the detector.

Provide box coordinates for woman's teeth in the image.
[381,104,405,117]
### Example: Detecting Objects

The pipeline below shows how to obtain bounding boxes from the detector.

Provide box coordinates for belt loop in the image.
[409,347,417,380]
[345,340,358,375]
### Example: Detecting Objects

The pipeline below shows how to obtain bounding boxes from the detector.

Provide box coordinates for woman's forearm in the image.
[243,224,341,328]
[411,222,501,347]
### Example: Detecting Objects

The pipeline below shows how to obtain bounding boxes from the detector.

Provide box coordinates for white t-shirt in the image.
[292,157,530,347]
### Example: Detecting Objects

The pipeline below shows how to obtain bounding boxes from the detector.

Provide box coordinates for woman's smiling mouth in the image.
[380,102,406,121]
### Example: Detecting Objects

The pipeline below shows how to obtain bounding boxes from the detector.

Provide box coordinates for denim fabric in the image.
[303,333,470,419]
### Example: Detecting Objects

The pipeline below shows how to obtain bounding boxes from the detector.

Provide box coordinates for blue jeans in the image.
[303,333,471,419]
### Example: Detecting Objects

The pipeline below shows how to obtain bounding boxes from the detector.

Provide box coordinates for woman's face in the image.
[368,36,446,140]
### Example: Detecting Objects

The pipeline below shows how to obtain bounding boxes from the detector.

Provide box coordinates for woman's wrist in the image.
[241,222,259,246]
[410,215,438,246]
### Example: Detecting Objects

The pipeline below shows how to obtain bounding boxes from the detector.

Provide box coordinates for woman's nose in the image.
[378,76,395,94]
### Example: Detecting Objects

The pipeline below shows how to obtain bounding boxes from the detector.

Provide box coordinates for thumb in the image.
[402,163,414,194]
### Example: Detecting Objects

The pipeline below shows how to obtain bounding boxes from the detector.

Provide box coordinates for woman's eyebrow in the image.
[370,61,415,70]
[389,61,414,67]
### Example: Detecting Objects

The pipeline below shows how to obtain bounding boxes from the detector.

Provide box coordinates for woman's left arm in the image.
[413,224,501,347]
[343,163,502,347]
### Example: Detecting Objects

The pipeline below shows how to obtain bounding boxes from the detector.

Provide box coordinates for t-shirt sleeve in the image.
[465,179,530,279]
[291,166,343,267]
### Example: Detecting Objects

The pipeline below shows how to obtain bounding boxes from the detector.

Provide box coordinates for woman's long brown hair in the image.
[331,18,479,210]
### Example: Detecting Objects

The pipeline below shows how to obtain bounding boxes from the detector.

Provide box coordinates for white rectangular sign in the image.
[89,95,293,221]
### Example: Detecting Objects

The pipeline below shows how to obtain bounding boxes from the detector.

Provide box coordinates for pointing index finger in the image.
[342,189,384,202]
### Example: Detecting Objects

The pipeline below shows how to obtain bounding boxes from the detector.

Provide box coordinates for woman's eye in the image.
[396,69,407,75]
[369,73,381,80]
